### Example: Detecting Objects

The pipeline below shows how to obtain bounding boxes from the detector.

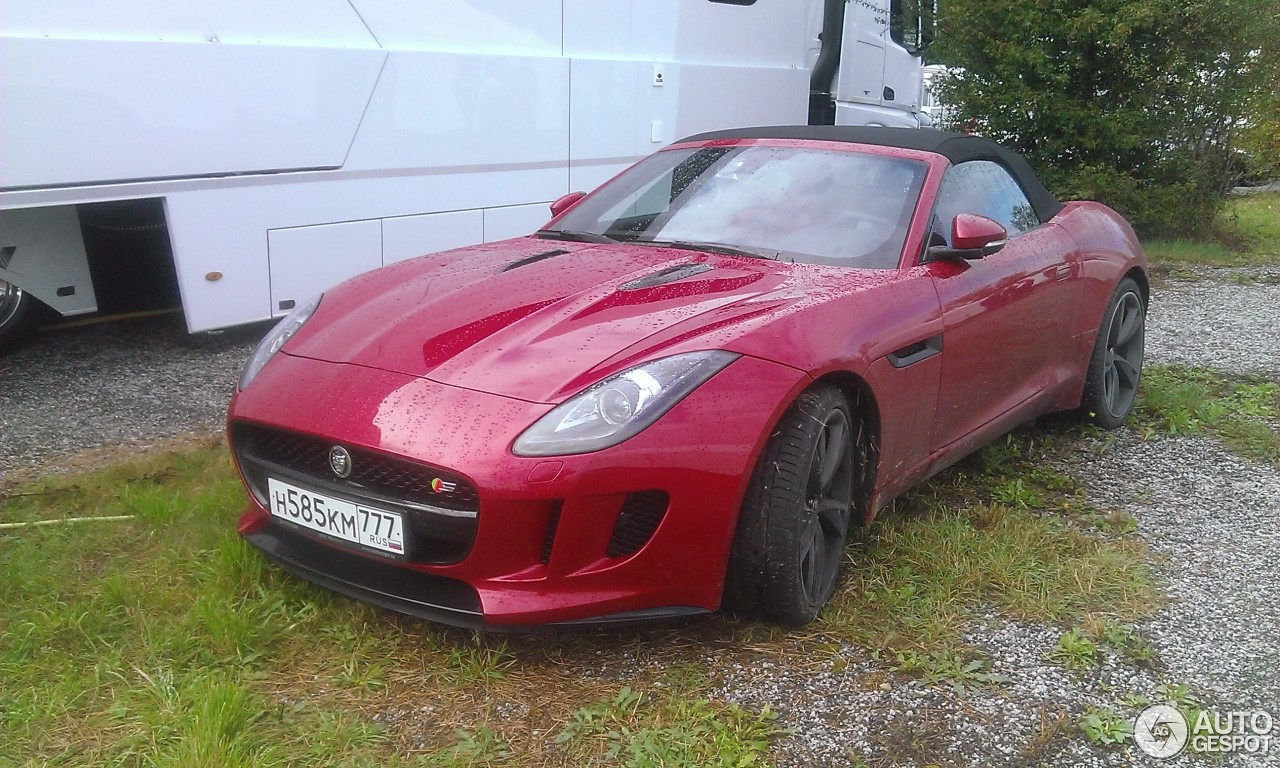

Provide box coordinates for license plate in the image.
[267,477,405,556]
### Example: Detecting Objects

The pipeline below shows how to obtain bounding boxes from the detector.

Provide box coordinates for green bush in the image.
[933,0,1280,238]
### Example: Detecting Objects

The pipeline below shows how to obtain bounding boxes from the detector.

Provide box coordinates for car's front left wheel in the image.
[725,384,857,625]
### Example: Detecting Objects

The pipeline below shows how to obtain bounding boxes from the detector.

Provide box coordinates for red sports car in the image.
[228,126,1148,629]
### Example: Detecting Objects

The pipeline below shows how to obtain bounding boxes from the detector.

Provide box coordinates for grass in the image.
[1144,191,1280,272]
[820,428,1159,653]
[1135,365,1280,465]
[1,420,1162,765]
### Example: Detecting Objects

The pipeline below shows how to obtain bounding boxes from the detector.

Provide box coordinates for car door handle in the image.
[1054,265,1071,280]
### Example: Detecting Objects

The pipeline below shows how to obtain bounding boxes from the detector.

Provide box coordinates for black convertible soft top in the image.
[679,125,1064,223]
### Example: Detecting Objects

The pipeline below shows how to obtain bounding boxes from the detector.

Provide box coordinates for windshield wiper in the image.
[631,239,781,261]
[535,229,618,244]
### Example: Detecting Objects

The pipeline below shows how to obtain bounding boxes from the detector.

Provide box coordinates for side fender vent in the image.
[620,263,712,291]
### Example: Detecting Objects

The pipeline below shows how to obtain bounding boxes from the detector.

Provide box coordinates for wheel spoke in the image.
[799,534,818,592]
[817,498,849,540]
[818,417,847,489]
[1104,364,1118,406]
[1115,298,1142,346]
[1115,356,1140,387]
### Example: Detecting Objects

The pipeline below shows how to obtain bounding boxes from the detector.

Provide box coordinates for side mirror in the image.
[549,191,586,218]
[926,214,1007,261]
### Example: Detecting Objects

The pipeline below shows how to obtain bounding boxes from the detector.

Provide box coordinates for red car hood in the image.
[284,238,850,403]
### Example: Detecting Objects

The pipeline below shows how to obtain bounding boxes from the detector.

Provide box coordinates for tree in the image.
[933,0,1280,237]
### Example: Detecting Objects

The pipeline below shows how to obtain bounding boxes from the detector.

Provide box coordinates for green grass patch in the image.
[0,443,783,767]
[820,429,1160,653]
[2,422,1164,764]
[1135,365,1280,465]
[1145,191,1280,271]
[551,686,777,768]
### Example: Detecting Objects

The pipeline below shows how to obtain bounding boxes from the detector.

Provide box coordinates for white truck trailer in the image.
[0,0,933,349]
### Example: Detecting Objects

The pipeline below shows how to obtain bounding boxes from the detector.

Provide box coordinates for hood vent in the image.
[501,249,570,273]
[619,263,713,291]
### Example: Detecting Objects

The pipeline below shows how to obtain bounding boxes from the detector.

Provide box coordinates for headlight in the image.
[238,294,323,391]
[513,350,740,457]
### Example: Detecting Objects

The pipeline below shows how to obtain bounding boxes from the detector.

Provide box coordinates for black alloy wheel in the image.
[725,384,857,625]
[1082,277,1145,428]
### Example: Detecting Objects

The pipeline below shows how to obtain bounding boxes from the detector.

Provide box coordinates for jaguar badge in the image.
[329,446,353,479]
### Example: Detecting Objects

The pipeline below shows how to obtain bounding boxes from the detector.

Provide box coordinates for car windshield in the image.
[546,145,928,269]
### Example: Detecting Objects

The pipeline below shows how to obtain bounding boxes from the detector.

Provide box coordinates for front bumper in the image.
[229,351,804,628]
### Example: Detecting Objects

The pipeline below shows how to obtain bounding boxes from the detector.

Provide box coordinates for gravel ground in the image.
[1,270,1276,766]
[0,313,263,484]
[1145,267,1280,379]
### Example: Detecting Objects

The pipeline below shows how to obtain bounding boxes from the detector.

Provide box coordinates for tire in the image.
[1080,277,1145,429]
[0,277,40,351]
[725,384,857,625]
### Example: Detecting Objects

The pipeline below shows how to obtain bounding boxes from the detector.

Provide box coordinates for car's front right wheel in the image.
[725,384,856,625]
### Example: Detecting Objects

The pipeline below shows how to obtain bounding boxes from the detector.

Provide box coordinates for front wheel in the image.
[1080,277,1145,428]
[724,384,857,625]
[0,277,40,351]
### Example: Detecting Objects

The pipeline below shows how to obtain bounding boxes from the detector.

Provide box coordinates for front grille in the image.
[232,422,477,511]
[606,491,669,559]
[231,422,479,564]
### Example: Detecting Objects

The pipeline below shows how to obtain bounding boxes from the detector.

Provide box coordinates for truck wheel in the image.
[0,277,39,350]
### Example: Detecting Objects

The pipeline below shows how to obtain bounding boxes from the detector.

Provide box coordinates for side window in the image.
[890,0,936,54]
[932,160,1039,245]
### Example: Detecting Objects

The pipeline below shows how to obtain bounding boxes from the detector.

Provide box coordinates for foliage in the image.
[1048,629,1100,670]
[1078,706,1133,746]
[933,0,1280,237]
[891,649,1012,694]
[1136,366,1280,465]
[555,687,778,768]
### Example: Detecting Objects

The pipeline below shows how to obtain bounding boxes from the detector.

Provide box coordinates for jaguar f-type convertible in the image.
[228,126,1148,629]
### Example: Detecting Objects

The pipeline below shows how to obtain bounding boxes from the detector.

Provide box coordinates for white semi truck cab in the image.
[0,0,933,349]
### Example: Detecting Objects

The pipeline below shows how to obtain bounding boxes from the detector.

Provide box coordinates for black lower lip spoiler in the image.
[243,525,711,632]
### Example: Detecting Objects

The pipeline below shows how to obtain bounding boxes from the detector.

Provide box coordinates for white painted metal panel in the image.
[674,0,810,68]
[350,0,561,54]
[569,163,634,194]
[166,165,567,331]
[564,0,811,68]
[882,42,924,112]
[267,220,382,317]
[0,206,97,315]
[382,210,483,265]
[834,102,920,129]
[570,59,642,161]
[838,40,886,105]
[671,65,810,139]
[483,204,552,242]
[343,51,569,173]
[0,0,376,46]
[1,38,385,188]
[563,0,674,60]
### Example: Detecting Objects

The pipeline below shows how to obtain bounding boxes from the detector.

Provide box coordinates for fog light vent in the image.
[606,491,669,558]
